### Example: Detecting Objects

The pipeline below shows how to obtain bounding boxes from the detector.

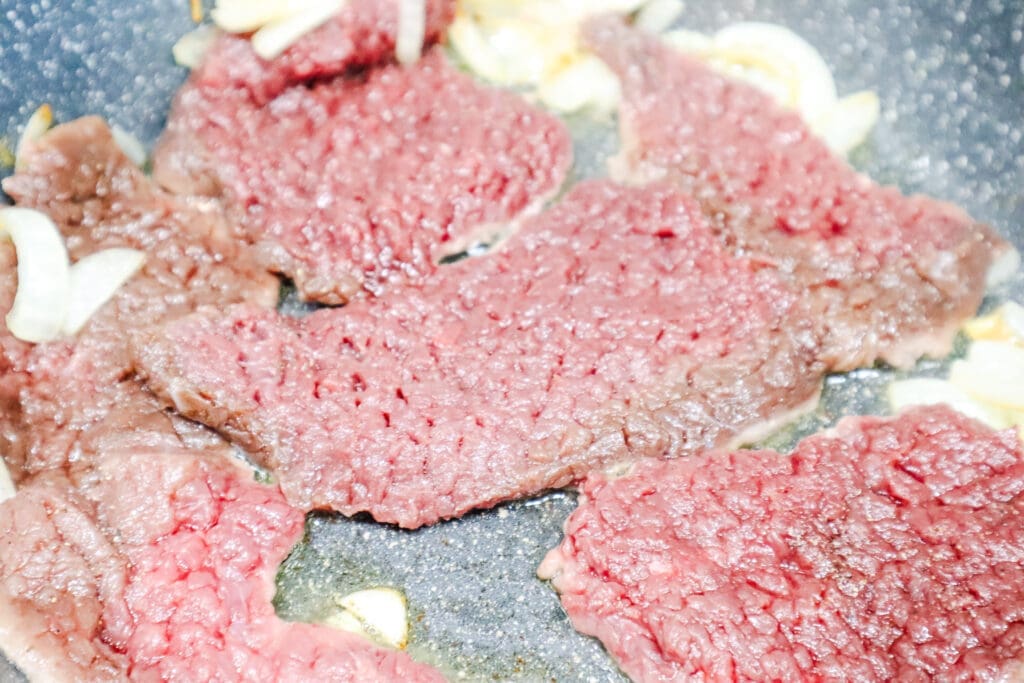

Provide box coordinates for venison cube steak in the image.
[540,405,1024,682]
[585,17,1011,371]
[0,117,279,483]
[135,181,824,528]
[154,38,573,304]
[0,449,444,682]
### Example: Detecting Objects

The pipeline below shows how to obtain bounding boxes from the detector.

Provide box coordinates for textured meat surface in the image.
[585,18,1006,371]
[539,405,1024,682]
[153,47,572,304]
[136,181,823,528]
[0,450,444,682]
[199,0,456,104]
[0,117,279,482]
[0,483,129,682]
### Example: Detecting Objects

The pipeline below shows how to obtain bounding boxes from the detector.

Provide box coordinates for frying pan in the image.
[1,0,1022,680]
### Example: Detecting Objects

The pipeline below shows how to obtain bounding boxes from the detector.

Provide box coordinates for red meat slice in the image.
[540,405,1024,682]
[584,18,1010,371]
[0,117,279,482]
[154,45,573,304]
[135,181,823,528]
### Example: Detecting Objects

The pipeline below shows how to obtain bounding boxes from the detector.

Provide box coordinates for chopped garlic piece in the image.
[395,0,427,65]
[15,104,52,171]
[322,587,409,649]
[0,458,14,503]
[0,208,70,343]
[63,249,147,335]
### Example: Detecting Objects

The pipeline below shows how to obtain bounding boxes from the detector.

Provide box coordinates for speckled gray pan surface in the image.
[1,1,1023,681]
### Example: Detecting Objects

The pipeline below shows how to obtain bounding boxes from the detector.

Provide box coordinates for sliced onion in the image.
[888,377,1007,428]
[950,340,1024,410]
[395,0,427,65]
[15,104,53,171]
[634,0,684,34]
[210,0,298,33]
[986,247,1021,288]
[111,126,148,168]
[0,208,70,343]
[661,28,714,55]
[62,248,146,336]
[0,458,14,503]
[538,54,621,114]
[448,16,508,83]
[812,90,880,156]
[713,23,838,124]
[172,24,221,69]
[322,588,409,649]
[251,1,344,60]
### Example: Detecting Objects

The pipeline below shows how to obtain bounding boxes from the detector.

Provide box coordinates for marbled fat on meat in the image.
[585,18,1007,371]
[540,405,1024,682]
[135,181,823,528]
[154,43,572,304]
[0,117,279,483]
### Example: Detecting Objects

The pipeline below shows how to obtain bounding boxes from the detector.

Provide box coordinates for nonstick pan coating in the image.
[1,1,1022,679]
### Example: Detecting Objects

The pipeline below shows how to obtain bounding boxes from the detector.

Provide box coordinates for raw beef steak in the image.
[135,181,823,528]
[540,405,1024,682]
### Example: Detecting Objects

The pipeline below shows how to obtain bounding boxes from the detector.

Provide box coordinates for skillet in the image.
[1,0,1022,679]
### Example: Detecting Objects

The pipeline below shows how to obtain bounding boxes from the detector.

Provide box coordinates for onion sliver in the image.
[0,208,70,343]
[634,0,684,34]
[210,0,298,33]
[15,104,52,171]
[111,126,148,167]
[323,588,409,650]
[395,0,427,65]
[950,340,1024,410]
[63,248,146,336]
[0,458,13,503]
[251,1,344,60]
[888,377,1007,429]
[173,25,221,69]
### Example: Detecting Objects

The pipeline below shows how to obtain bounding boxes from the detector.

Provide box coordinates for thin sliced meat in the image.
[135,181,823,528]
[0,483,130,682]
[0,117,279,483]
[201,0,456,104]
[540,405,1024,682]
[153,47,573,304]
[0,450,445,682]
[584,18,1010,371]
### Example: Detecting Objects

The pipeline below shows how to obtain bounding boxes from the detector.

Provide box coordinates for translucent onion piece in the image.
[713,22,838,124]
[62,248,146,336]
[322,588,409,649]
[210,0,299,33]
[0,458,13,503]
[538,55,621,114]
[813,90,881,156]
[395,0,427,65]
[634,0,684,34]
[173,25,221,69]
[888,377,1007,429]
[0,208,70,343]
[448,16,507,83]
[251,1,344,60]
[111,126,148,167]
[15,104,53,171]
[661,28,714,55]
[950,340,1024,410]
[985,247,1021,288]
